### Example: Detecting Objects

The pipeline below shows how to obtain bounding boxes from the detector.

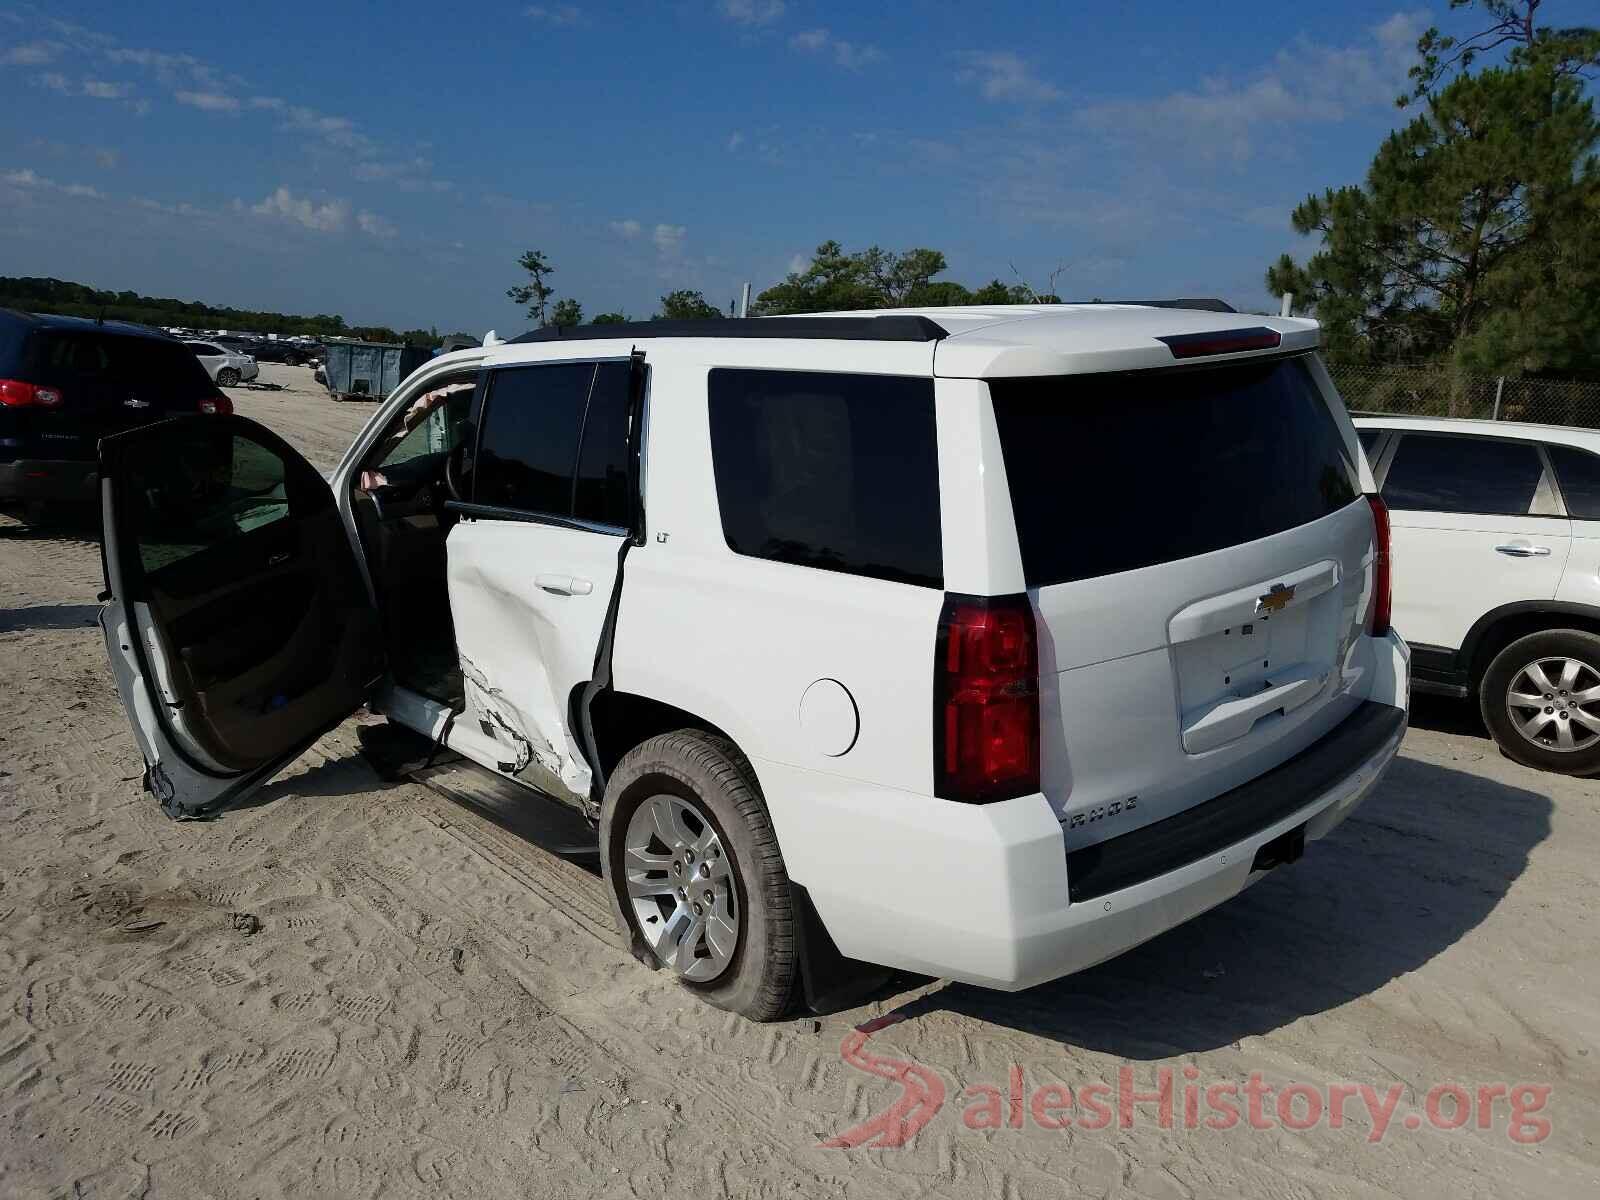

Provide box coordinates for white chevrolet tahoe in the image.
[97,302,1409,1020]
[1356,414,1600,774]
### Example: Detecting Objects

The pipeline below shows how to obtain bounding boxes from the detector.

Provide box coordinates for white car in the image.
[1356,415,1600,773]
[185,340,259,387]
[95,303,1408,1019]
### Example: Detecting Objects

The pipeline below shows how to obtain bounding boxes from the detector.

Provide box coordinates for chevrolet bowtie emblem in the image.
[1256,583,1295,615]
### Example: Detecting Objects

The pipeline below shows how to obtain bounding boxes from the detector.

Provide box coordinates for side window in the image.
[706,368,942,588]
[124,429,301,574]
[1357,427,1383,455]
[473,360,633,528]
[1381,434,1544,516]
[572,362,633,528]
[1547,444,1600,519]
[371,380,476,473]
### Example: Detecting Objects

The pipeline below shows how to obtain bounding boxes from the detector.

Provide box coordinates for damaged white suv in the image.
[97,303,1409,1020]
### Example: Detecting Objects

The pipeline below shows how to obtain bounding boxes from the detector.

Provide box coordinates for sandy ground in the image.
[1,361,1597,1198]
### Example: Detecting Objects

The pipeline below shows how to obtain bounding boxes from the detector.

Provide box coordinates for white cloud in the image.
[956,51,1061,103]
[787,253,809,274]
[789,27,882,69]
[719,0,783,27]
[357,209,398,238]
[609,218,642,238]
[81,78,131,99]
[1075,9,1428,162]
[351,156,451,192]
[175,89,239,112]
[525,4,582,25]
[2,41,60,65]
[131,195,208,218]
[2,167,105,200]
[24,14,439,189]
[652,223,686,255]
[726,130,744,151]
[249,185,350,233]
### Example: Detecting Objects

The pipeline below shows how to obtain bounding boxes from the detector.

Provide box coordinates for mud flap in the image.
[791,883,900,1014]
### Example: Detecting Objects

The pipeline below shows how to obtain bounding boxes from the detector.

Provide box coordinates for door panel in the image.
[1379,433,1571,650]
[99,415,381,817]
[1388,513,1570,649]
[446,519,624,800]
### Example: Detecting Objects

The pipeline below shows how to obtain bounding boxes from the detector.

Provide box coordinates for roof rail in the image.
[509,314,948,344]
[1074,298,1238,314]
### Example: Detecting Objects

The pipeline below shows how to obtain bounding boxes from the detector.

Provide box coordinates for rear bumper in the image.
[0,458,97,502]
[762,629,1410,991]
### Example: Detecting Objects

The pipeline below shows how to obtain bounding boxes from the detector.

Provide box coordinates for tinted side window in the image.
[572,361,632,528]
[474,362,593,514]
[1382,435,1543,516]
[1357,427,1383,454]
[1547,444,1600,520]
[707,369,942,588]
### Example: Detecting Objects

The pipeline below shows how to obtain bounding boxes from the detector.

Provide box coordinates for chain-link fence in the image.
[1327,362,1600,429]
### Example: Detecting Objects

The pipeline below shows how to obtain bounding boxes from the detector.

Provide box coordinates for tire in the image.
[1479,628,1600,775]
[217,367,240,387]
[600,729,797,1021]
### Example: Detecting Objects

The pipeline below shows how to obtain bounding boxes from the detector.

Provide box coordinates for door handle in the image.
[535,573,593,596]
[1494,544,1551,558]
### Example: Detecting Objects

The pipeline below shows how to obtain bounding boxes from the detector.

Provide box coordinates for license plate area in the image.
[1168,562,1343,755]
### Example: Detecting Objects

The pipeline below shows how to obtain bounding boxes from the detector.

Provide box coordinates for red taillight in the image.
[934,593,1040,803]
[0,379,63,408]
[199,392,233,415]
[1367,494,1391,637]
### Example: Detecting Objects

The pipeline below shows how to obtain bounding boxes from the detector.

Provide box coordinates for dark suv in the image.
[0,310,231,520]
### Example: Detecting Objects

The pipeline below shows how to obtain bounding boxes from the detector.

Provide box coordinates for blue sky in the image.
[3,1,1445,332]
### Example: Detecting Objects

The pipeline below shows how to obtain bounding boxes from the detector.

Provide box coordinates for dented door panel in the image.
[445,519,626,804]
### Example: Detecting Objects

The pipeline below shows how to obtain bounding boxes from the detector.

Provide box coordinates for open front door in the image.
[98,415,383,818]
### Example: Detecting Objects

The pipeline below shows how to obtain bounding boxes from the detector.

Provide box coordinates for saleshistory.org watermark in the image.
[821,1018,1554,1150]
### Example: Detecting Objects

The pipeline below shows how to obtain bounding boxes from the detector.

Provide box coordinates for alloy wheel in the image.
[622,794,739,982]
[1505,656,1600,753]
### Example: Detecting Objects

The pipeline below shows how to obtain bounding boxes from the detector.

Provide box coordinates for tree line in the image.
[1268,0,1599,375]
[507,242,1060,328]
[0,275,463,347]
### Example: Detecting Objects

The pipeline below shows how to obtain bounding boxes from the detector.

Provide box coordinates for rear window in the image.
[707,368,942,588]
[31,331,215,400]
[990,356,1360,587]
